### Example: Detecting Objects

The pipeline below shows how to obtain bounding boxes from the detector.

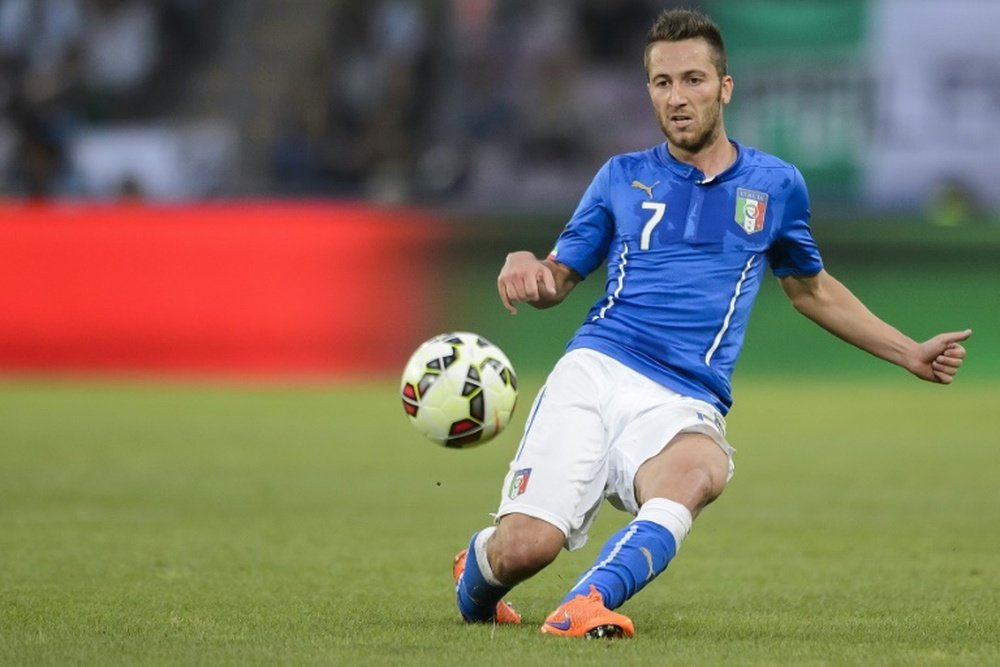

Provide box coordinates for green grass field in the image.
[1,376,998,666]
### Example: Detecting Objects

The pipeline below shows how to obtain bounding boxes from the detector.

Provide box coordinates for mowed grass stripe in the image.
[0,378,997,666]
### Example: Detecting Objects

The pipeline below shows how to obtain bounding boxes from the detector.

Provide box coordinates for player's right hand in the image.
[498,251,558,315]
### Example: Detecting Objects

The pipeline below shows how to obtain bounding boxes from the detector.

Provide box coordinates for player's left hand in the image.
[910,329,972,384]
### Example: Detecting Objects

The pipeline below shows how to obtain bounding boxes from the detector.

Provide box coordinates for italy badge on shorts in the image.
[735,188,768,234]
[508,468,532,499]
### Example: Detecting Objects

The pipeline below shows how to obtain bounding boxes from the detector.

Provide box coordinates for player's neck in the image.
[668,132,737,182]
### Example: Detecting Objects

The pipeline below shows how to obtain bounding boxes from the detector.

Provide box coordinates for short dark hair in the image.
[644,9,727,78]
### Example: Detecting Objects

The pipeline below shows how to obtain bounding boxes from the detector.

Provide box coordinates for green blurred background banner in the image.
[712,1,868,204]
[440,217,1000,384]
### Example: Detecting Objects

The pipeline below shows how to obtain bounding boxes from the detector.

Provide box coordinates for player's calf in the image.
[453,529,521,624]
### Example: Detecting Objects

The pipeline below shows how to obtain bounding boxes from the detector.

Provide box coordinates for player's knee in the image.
[492,541,557,583]
[635,437,730,512]
[688,465,726,509]
[491,515,563,583]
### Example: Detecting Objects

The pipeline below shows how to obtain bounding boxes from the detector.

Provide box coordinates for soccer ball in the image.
[400,332,518,448]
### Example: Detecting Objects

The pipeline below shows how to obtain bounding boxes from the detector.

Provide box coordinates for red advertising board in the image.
[0,201,444,377]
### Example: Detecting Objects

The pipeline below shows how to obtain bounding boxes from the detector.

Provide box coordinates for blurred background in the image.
[0,0,997,380]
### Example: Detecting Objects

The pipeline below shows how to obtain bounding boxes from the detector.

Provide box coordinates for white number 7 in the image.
[640,202,666,250]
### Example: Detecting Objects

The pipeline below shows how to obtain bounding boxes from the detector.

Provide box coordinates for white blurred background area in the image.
[1,0,998,221]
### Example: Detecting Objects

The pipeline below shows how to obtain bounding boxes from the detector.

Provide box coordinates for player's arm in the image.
[498,251,581,315]
[779,269,971,384]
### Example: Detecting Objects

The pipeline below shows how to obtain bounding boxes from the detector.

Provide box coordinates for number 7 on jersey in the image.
[640,202,666,250]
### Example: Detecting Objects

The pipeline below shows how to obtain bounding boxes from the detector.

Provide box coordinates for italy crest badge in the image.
[735,188,768,234]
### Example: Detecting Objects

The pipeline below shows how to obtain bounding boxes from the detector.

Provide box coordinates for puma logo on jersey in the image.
[631,180,660,199]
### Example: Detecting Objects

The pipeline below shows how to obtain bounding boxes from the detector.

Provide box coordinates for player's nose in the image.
[665,82,687,106]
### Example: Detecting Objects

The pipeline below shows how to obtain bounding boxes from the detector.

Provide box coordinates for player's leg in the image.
[572,433,729,602]
[542,433,730,637]
[455,349,612,624]
[542,359,733,637]
[454,513,562,623]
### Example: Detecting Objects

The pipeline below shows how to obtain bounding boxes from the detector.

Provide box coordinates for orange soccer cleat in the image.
[453,549,521,624]
[540,585,635,639]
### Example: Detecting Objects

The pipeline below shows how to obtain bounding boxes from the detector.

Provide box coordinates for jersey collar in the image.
[655,140,746,184]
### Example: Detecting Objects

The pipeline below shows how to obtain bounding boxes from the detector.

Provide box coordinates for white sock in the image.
[473,526,502,586]
[636,497,693,552]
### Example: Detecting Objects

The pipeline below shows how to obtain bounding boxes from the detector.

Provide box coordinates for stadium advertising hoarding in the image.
[0,202,444,377]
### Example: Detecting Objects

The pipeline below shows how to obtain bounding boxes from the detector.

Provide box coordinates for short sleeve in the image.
[767,167,824,277]
[547,160,615,278]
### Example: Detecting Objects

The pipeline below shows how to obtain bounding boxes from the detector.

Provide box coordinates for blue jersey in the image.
[550,142,823,414]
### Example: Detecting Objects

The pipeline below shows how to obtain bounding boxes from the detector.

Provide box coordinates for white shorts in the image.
[496,348,734,551]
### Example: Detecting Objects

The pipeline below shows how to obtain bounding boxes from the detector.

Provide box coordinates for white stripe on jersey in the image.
[705,255,757,365]
[592,242,629,321]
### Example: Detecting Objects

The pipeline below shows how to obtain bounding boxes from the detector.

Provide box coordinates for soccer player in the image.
[453,8,971,638]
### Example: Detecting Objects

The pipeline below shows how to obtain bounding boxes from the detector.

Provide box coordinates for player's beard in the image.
[658,88,724,155]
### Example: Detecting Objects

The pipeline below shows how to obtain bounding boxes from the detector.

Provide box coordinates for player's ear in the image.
[720,74,734,104]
